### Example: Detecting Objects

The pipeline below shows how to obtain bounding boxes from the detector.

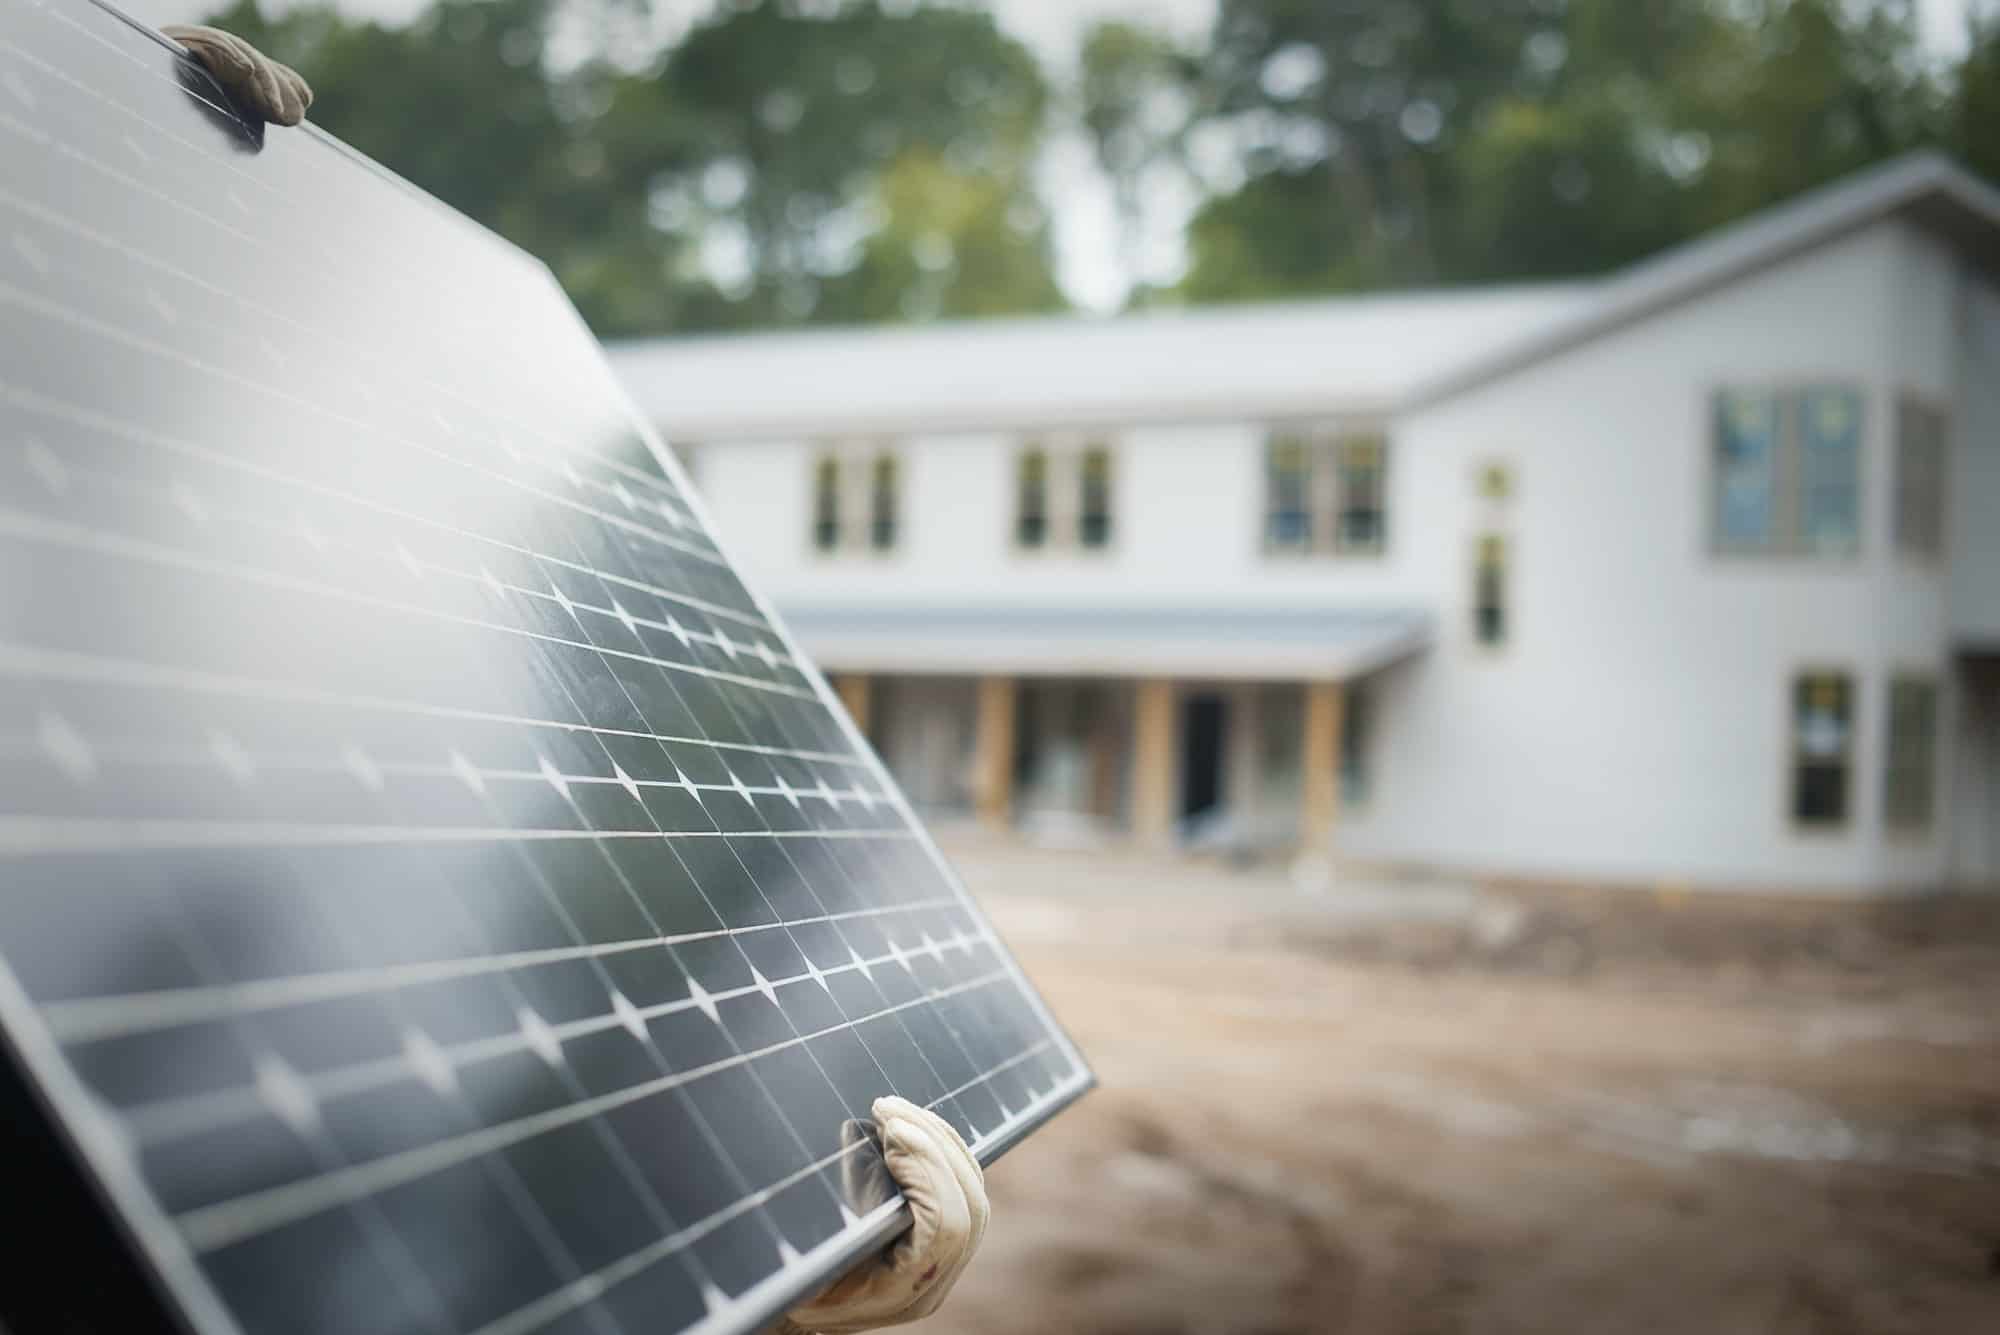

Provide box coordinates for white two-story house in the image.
[610,153,2000,896]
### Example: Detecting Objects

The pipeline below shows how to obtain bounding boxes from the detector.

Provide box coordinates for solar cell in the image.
[0,3,1092,1332]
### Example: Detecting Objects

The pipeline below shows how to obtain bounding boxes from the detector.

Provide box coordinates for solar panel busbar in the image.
[0,3,1092,1332]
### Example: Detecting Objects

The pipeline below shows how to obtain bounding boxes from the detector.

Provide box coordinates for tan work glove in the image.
[161,24,313,126]
[776,1097,989,1334]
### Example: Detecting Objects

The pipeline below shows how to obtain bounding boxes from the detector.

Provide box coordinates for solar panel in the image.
[0,4,1091,1333]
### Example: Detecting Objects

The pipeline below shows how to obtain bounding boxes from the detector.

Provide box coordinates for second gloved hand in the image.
[778,1097,989,1333]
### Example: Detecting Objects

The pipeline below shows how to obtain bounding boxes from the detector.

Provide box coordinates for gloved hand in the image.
[777,1097,989,1334]
[161,24,313,126]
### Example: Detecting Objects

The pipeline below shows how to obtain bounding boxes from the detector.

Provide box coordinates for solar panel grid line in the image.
[0,441,774,669]
[21,2,612,435]
[39,895,967,1045]
[0,638,870,767]
[105,927,1000,1145]
[170,968,1021,1255]
[0,746,870,815]
[88,911,1000,1135]
[0,259,725,573]
[0,371,745,631]
[0,498,815,701]
[0,5,1092,1332]
[0,175,705,535]
[472,1036,1062,1335]
[0,820,922,855]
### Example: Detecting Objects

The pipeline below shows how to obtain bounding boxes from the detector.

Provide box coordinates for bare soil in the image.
[912,836,2000,1335]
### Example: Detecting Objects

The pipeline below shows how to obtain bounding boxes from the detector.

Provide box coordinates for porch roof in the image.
[779,603,1432,682]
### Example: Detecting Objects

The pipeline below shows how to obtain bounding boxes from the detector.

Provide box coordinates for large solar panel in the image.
[0,3,1091,1332]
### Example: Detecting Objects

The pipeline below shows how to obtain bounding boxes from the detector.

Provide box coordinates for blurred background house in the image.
[143,0,2000,896]
[611,155,2000,896]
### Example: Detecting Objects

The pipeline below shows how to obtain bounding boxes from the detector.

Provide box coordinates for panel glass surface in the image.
[0,5,1090,1333]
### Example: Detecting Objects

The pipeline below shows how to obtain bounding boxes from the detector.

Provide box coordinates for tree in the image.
[201,0,1065,334]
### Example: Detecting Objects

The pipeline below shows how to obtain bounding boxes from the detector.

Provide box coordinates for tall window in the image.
[811,453,841,552]
[1791,671,1854,829]
[1894,397,1947,561]
[869,453,898,551]
[1712,385,1863,557]
[1264,429,1389,556]
[1884,676,1939,833]
[1334,436,1387,554]
[1015,447,1048,549]
[1265,435,1312,550]
[1079,446,1113,549]
[1473,535,1508,647]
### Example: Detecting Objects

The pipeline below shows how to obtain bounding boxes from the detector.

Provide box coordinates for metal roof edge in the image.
[1401,152,2000,413]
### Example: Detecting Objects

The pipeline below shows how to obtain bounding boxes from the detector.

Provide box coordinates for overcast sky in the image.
[136,0,1982,311]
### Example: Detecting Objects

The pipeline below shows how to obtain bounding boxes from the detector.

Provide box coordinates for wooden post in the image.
[833,674,871,737]
[973,676,1016,831]
[1301,680,1345,850]
[1131,679,1179,846]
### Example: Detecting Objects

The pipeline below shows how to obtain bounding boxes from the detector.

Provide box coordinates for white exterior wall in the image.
[1344,223,1962,894]
[1952,279,2000,645]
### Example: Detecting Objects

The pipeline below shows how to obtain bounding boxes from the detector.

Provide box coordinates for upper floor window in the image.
[1884,675,1939,833]
[810,446,901,555]
[869,454,899,552]
[1266,436,1313,550]
[1791,670,1853,829]
[1712,385,1862,558]
[1264,429,1389,556]
[811,453,842,553]
[1894,397,1947,561]
[1014,439,1114,553]
[1080,447,1113,549]
[1016,448,1049,549]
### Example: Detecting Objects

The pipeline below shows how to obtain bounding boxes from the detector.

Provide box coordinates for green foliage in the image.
[1163,0,1966,302]
[205,0,1996,334]
[203,0,1061,334]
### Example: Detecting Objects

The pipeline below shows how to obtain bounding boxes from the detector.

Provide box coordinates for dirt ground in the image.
[912,835,2000,1335]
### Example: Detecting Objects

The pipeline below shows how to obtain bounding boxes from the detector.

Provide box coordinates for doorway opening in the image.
[1180,692,1227,824]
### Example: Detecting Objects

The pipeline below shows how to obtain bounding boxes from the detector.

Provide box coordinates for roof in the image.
[608,152,2000,440]
[607,283,1593,440]
[1415,152,2000,406]
[783,604,1433,681]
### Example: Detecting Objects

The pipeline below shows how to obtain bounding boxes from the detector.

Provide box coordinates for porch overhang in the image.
[780,604,1433,681]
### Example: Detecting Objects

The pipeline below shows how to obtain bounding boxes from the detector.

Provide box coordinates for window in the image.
[1473,534,1508,647]
[1015,447,1048,549]
[1264,430,1390,556]
[1798,387,1862,554]
[811,453,841,552]
[1712,385,1863,557]
[1079,446,1113,549]
[1884,676,1939,833]
[1265,435,1312,550]
[1340,682,1371,806]
[1334,436,1386,554]
[1894,398,1948,561]
[812,448,900,554]
[869,453,898,551]
[1015,441,1114,552]
[1790,671,1853,828]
